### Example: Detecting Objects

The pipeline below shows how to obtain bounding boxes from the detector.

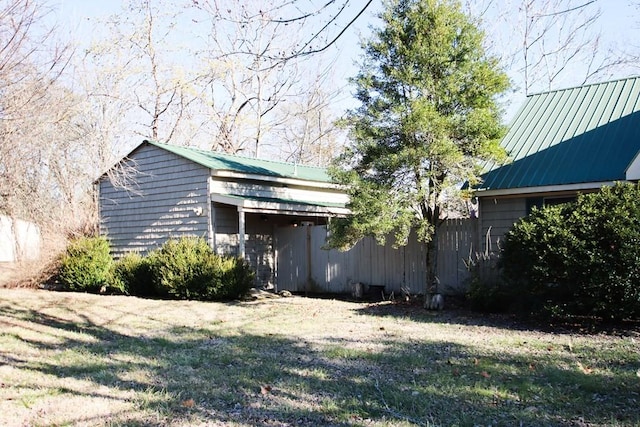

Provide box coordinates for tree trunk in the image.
[424,225,444,310]
[425,236,436,291]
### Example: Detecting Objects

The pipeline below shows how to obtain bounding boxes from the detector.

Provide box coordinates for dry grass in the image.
[0,288,639,426]
[1,232,67,289]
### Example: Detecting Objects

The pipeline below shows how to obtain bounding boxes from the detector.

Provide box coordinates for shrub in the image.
[464,250,512,313]
[58,236,114,293]
[466,278,512,313]
[218,256,256,300]
[500,203,575,314]
[501,183,640,321]
[148,237,255,301]
[113,252,155,297]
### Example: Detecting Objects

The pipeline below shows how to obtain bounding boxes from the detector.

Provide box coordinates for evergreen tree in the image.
[328,0,509,298]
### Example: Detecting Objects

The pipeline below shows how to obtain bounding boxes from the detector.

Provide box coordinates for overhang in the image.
[210,169,344,190]
[210,193,350,217]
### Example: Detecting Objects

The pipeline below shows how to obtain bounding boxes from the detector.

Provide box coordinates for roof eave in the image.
[474,181,621,198]
[210,170,343,189]
[210,193,350,217]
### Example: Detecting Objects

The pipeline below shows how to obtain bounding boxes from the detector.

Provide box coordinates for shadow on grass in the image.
[1,299,639,426]
[352,297,640,337]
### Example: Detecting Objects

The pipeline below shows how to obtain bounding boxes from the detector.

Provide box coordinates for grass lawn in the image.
[0,288,638,426]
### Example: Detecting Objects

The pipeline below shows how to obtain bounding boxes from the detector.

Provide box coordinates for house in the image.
[98,140,452,295]
[101,78,640,295]
[98,140,349,288]
[474,76,640,252]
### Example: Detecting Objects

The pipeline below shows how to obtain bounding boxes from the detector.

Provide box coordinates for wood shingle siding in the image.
[211,204,239,234]
[478,197,527,252]
[99,144,211,257]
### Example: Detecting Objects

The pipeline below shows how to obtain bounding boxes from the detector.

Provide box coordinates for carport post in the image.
[238,207,246,258]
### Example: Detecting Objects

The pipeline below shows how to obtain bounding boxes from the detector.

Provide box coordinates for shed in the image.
[98,140,349,288]
[474,76,640,251]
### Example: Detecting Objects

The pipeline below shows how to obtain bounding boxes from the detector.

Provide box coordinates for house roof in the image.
[142,140,333,184]
[477,76,640,195]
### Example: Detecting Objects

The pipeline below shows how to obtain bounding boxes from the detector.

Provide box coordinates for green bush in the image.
[55,236,254,301]
[219,256,256,300]
[501,183,640,321]
[148,237,255,301]
[58,236,114,293]
[466,278,512,313]
[113,252,155,297]
[464,250,510,312]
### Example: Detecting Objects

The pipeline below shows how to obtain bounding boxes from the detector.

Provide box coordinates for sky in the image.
[53,1,377,100]
[52,0,640,122]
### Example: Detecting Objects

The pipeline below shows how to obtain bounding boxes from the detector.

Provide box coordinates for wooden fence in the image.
[274,218,478,296]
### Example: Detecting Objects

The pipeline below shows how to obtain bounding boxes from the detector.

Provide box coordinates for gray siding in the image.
[478,197,527,253]
[212,204,238,234]
[212,204,239,256]
[99,144,211,256]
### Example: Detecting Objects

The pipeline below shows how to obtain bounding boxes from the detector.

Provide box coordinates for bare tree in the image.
[191,0,375,67]
[278,68,344,166]
[0,0,71,105]
[76,0,367,162]
[519,0,600,94]
[86,0,197,144]
[190,1,301,156]
[0,0,88,231]
[468,0,634,97]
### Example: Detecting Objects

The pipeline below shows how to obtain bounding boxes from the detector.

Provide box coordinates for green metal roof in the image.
[143,140,333,183]
[478,76,640,191]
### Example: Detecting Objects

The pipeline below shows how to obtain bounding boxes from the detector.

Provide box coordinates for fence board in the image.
[274,226,307,292]
[274,219,477,296]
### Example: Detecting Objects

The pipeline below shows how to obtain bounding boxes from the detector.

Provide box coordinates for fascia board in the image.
[211,170,344,190]
[210,193,350,217]
[474,181,619,198]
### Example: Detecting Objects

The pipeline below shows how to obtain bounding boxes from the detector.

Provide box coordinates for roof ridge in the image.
[144,140,328,171]
[528,75,640,98]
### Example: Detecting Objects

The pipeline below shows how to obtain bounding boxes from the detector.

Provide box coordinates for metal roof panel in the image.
[479,76,640,191]
[142,140,333,183]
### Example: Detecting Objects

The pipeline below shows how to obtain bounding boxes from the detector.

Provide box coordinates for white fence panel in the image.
[0,216,14,262]
[0,215,41,262]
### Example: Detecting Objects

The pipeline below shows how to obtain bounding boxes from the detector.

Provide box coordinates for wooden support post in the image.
[238,207,245,258]
[207,179,215,252]
[306,223,311,296]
